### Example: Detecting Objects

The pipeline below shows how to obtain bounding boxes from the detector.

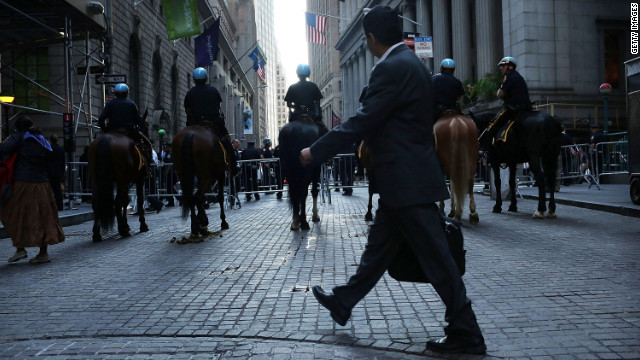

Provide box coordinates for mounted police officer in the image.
[479,56,531,143]
[432,58,465,120]
[98,83,152,166]
[184,67,237,175]
[284,64,326,130]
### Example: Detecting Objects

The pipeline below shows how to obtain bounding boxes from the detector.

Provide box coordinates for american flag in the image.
[256,60,266,83]
[305,12,326,45]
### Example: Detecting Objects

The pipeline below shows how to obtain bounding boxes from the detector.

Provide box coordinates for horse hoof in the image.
[290,222,300,231]
[221,222,229,230]
[189,232,200,239]
[301,221,310,230]
[508,206,517,212]
[469,213,479,224]
[448,211,455,218]
[547,211,556,219]
[140,224,149,232]
[532,211,545,219]
[312,214,320,222]
[92,235,102,242]
[492,206,502,213]
[365,213,373,222]
[199,227,209,236]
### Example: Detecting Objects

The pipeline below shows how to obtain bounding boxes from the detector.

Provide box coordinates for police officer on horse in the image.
[284,64,326,130]
[432,58,465,120]
[184,67,238,175]
[479,56,531,143]
[98,83,152,167]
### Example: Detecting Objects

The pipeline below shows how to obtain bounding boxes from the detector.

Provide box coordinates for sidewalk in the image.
[516,182,640,218]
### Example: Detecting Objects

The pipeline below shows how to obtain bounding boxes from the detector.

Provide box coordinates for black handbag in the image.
[387,215,466,283]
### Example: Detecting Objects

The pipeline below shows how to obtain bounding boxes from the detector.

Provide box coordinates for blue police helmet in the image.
[498,56,517,68]
[114,83,129,94]
[296,64,310,78]
[441,58,456,69]
[193,67,208,80]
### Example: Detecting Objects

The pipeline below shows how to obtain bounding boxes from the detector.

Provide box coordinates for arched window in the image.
[128,35,141,104]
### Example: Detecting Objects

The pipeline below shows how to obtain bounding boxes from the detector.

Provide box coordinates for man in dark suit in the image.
[299,5,485,355]
[240,141,261,201]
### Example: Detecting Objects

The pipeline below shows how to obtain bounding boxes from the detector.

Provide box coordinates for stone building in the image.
[333,0,630,132]
[307,0,343,129]
[0,0,261,153]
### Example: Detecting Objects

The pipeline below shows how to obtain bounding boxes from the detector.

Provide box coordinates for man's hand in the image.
[300,148,313,166]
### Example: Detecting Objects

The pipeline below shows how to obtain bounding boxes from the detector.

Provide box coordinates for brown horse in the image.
[433,112,480,224]
[89,114,150,242]
[172,125,228,237]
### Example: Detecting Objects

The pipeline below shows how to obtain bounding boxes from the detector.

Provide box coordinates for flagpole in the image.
[307,11,350,21]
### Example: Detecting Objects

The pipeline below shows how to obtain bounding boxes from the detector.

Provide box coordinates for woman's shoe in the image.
[29,254,50,264]
[8,250,27,263]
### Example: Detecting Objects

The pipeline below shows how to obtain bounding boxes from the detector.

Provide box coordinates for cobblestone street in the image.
[1,188,639,359]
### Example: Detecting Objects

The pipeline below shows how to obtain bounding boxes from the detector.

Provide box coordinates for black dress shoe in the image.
[312,285,351,326]
[426,335,486,354]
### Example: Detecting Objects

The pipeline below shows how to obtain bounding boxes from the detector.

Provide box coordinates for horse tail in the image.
[95,135,115,231]
[180,132,195,219]
[450,117,472,212]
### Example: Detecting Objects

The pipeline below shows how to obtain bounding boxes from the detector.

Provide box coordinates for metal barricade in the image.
[236,158,285,199]
[593,140,629,176]
[320,153,370,205]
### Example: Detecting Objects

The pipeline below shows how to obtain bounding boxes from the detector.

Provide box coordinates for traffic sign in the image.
[95,74,126,84]
[414,36,433,59]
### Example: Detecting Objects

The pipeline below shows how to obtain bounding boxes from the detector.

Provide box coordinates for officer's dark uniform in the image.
[432,72,465,119]
[485,70,531,138]
[284,80,324,127]
[184,83,236,172]
[98,96,151,169]
[98,97,141,134]
[241,142,261,201]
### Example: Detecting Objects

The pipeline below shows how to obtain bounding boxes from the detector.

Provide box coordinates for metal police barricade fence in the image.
[236,158,285,201]
[593,140,629,178]
[558,143,600,189]
[320,153,370,205]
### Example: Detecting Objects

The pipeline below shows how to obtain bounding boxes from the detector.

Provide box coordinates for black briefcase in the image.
[388,215,466,283]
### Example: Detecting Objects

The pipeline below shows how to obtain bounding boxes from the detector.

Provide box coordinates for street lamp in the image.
[0,92,15,141]
[599,83,612,171]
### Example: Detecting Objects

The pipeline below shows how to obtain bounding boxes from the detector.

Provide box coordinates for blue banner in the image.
[195,18,220,67]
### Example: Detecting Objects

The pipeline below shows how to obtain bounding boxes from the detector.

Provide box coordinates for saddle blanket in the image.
[495,120,515,143]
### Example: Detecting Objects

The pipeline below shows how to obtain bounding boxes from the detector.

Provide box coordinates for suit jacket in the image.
[310,44,448,208]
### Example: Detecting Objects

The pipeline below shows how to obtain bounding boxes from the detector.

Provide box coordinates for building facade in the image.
[254,0,279,145]
[307,0,343,129]
[334,0,630,130]
[0,0,262,154]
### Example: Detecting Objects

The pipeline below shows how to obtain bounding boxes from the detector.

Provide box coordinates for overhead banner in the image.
[162,0,201,40]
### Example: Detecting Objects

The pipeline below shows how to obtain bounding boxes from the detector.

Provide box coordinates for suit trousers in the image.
[332,202,482,339]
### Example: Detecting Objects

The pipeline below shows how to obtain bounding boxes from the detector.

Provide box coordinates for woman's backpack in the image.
[0,152,18,203]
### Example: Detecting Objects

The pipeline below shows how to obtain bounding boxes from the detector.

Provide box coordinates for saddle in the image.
[495,120,516,143]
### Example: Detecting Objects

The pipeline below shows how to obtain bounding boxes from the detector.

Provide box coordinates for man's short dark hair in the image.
[363,6,402,46]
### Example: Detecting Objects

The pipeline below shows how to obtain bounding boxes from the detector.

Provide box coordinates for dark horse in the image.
[434,112,480,224]
[89,113,150,242]
[471,110,561,218]
[172,125,228,237]
[278,119,325,230]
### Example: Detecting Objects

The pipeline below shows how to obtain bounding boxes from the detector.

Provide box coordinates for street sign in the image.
[95,74,126,84]
[414,36,433,59]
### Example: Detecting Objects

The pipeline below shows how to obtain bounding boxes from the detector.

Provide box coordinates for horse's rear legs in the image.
[468,179,479,224]
[136,181,149,233]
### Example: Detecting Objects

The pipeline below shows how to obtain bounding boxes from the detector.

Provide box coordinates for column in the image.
[358,48,367,102]
[342,63,351,121]
[432,0,451,64]
[351,55,359,115]
[451,0,472,81]
[475,0,500,78]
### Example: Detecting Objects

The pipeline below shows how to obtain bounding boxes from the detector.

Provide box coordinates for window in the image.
[153,52,163,109]
[129,35,141,104]
[603,29,624,88]
[13,49,50,111]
